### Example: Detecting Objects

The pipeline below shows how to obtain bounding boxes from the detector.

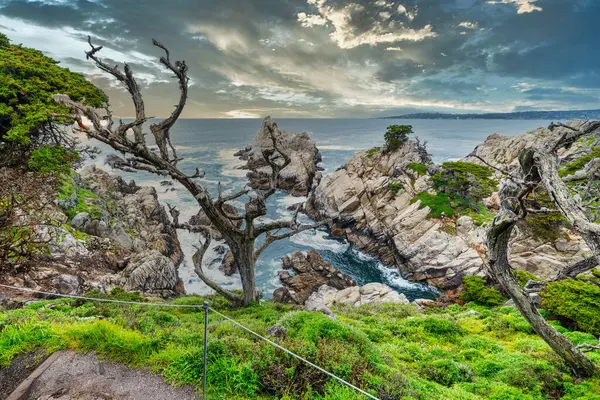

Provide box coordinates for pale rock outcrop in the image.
[79,166,183,267]
[1,166,185,298]
[235,116,322,196]
[121,251,183,296]
[305,283,410,317]
[307,131,591,289]
[465,121,598,171]
[307,140,484,289]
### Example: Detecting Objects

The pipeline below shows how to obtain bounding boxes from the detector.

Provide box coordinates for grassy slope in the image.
[1,292,600,400]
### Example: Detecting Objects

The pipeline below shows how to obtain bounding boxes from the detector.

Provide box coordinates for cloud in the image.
[396,4,417,21]
[297,0,436,49]
[1,0,597,118]
[297,12,327,27]
[187,25,251,53]
[487,0,543,14]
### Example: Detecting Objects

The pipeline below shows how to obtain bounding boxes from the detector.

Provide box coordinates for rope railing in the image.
[0,284,381,400]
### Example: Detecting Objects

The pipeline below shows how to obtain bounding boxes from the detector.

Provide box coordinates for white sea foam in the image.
[289,228,349,253]
[173,144,209,151]
[218,148,248,178]
[319,145,362,151]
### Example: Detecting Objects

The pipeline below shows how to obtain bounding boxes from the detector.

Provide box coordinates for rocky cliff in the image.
[307,124,593,289]
[235,116,322,196]
[0,166,184,299]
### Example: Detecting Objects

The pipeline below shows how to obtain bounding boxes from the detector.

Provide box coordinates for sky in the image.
[0,0,599,118]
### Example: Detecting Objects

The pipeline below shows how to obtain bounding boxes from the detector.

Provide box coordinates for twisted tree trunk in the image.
[487,191,596,377]
[53,37,329,307]
[484,121,600,378]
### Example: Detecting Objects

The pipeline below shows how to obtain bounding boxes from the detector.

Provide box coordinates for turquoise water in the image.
[83,118,552,301]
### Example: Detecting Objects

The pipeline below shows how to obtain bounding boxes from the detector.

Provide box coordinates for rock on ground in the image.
[304,283,410,317]
[235,116,322,196]
[272,250,355,305]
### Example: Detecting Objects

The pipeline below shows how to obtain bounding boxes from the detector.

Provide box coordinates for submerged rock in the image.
[272,250,355,305]
[236,116,322,196]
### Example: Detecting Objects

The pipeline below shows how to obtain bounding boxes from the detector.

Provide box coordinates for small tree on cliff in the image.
[384,125,413,152]
[477,121,600,377]
[53,37,327,306]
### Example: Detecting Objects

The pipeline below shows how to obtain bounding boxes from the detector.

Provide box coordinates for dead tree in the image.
[484,121,600,377]
[53,37,328,306]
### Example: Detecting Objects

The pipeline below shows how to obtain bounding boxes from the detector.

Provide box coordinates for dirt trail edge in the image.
[4,351,200,400]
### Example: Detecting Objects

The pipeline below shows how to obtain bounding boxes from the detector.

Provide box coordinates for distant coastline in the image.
[379,109,600,120]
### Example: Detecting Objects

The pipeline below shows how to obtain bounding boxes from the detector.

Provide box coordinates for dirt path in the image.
[4,351,200,400]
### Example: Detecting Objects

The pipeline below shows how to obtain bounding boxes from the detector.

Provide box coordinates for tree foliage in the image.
[0,168,59,269]
[0,33,107,169]
[27,145,80,175]
[384,125,413,151]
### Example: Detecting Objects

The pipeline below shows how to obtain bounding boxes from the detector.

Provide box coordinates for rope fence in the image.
[0,284,381,400]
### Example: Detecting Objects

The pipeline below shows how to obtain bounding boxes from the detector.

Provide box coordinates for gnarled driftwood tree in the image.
[481,121,599,377]
[53,37,328,306]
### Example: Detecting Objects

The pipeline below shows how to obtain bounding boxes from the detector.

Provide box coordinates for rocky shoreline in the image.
[0,165,185,304]
[306,122,594,289]
[2,119,596,307]
[272,250,411,317]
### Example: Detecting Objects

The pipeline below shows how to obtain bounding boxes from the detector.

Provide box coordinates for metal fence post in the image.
[202,301,209,399]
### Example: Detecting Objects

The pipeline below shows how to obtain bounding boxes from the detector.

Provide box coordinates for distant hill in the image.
[380,109,600,120]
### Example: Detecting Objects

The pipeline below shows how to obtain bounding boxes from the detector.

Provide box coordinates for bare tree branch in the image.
[190,226,241,303]
[578,339,600,353]
[54,38,327,306]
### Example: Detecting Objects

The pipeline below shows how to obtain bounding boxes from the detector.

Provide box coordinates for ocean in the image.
[82,118,552,301]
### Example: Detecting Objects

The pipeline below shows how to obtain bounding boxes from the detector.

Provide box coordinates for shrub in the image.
[407,162,427,176]
[462,276,507,307]
[366,147,379,158]
[413,192,456,218]
[387,181,404,195]
[559,146,600,177]
[57,174,103,220]
[421,359,473,386]
[541,279,600,335]
[0,33,107,168]
[0,33,9,48]
[413,161,497,220]
[515,270,541,287]
[384,125,413,152]
[27,145,80,174]
[525,189,567,243]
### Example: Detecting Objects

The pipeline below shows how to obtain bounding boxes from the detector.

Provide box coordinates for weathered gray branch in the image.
[54,38,325,307]
[487,180,597,378]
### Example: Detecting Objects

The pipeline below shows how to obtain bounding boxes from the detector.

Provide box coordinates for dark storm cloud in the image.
[0,0,598,116]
